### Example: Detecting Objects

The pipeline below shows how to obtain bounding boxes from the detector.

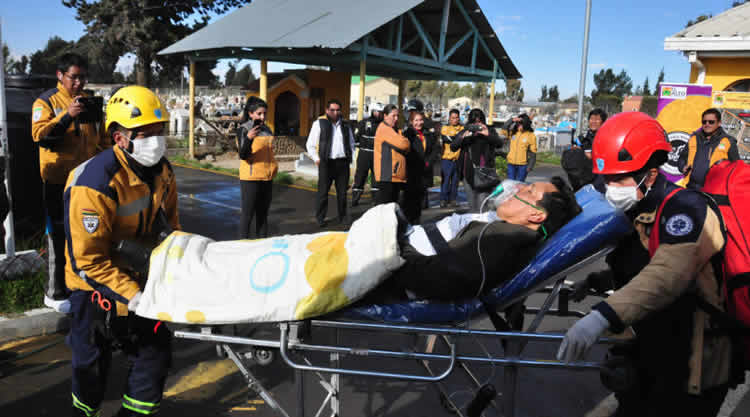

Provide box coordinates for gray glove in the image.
[557,310,609,363]
[128,291,142,312]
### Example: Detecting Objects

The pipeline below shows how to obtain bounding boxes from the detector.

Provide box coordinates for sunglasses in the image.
[702,119,717,125]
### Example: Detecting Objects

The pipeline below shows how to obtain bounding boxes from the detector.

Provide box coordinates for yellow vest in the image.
[440,125,463,161]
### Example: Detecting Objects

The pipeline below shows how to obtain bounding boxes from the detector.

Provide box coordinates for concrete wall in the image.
[690,57,750,91]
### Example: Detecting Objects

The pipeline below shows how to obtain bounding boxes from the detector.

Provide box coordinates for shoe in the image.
[449,200,458,208]
[44,295,71,314]
[439,201,448,208]
[317,219,327,228]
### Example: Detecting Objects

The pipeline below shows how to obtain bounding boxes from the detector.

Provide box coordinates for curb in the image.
[0,308,69,343]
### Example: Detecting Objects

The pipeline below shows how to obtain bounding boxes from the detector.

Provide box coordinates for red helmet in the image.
[591,112,672,175]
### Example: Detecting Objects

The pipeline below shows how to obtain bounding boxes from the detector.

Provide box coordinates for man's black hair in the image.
[467,108,486,125]
[449,109,460,117]
[383,104,399,115]
[537,176,582,235]
[588,108,608,123]
[701,108,721,121]
[57,53,88,73]
[241,96,268,123]
[327,99,342,109]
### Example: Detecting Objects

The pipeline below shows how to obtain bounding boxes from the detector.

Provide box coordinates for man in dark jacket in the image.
[386,176,580,300]
[562,108,607,191]
[352,104,383,206]
[681,108,739,189]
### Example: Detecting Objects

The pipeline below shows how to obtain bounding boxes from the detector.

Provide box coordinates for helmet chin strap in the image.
[632,170,651,196]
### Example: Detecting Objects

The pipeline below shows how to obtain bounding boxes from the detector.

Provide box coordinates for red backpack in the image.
[651,160,750,367]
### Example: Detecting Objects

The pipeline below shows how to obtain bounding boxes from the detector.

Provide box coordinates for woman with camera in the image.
[237,96,277,238]
[450,108,504,212]
[403,111,440,223]
[506,113,537,182]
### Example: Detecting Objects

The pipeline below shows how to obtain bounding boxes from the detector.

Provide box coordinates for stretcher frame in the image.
[173,245,617,417]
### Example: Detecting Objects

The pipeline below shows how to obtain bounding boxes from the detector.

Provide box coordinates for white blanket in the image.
[136,203,405,324]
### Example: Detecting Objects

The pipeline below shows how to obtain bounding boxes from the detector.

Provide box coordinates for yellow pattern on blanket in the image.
[135,203,405,324]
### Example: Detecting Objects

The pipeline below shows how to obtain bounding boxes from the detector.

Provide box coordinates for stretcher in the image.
[168,185,632,417]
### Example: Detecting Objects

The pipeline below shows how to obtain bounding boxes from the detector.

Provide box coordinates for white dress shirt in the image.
[406,211,500,255]
[305,118,355,163]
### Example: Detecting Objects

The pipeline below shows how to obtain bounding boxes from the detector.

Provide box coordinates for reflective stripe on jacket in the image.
[374,123,409,183]
[441,125,463,161]
[31,82,109,183]
[507,131,537,165]
[64,146,180,316]
[237,122,278,181]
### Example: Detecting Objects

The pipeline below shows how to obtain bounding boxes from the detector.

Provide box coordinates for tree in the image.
[592,68,632,98]
[642,77,651,96]
[655,67,665,93]
[548,85,559,102]
[64,0,249,87]
[563,95,578,104]
[3,43,29,74]
[458,84,473,98]
[685,14,711,28]
[77,33,126,83]
[225,61,238,87]
[540,85,548,102]
[506,79,523,102]
[29,36,75,75]
[233,64,255,87]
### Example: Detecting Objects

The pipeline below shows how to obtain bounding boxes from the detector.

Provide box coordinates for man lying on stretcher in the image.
[131,176,581,324]
[381,176,582,300]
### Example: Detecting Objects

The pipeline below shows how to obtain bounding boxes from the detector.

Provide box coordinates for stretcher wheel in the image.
[438,392,459,415]
[253,348,275,366]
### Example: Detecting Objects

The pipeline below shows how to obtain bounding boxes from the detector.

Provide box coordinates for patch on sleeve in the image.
[658,191,706,244]
[665,214,693,236]
[81,208,100,234]
[32,107,43,122]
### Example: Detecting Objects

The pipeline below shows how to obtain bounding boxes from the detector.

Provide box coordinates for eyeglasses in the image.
[64,73,88,83]
[701,119,717,125]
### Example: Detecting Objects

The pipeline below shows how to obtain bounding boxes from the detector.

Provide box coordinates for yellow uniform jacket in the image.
[237,122,278,181]
[507,131,537,165]
[31,82,109,184]
[440,125,463,161]
[64,145,180,315]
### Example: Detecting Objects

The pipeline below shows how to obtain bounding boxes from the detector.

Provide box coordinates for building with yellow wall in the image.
[245,69,351,136]
[664,3,750,92]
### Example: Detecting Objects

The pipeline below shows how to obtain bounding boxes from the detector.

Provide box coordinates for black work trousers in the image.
[67,290,171,417]
[239,180,273,239]
[352,149,375,193]
[375,181,404,206]
[316,158,350,223]
[44,181,68,300]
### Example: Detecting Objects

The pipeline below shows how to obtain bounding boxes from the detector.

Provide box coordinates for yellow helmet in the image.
[105,86,169,132]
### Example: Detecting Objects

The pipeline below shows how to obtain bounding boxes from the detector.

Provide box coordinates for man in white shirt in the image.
[306,99,356,227]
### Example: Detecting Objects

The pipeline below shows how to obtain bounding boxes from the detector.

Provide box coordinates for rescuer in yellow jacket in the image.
[31,53,109,310]
[439,109,463,207]
[506,114,537,182]
[63,85,178,417]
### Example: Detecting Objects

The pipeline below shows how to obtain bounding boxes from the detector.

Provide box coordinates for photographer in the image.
[450,108,504,212]
[31,53,109,312]
[562,108,607,191]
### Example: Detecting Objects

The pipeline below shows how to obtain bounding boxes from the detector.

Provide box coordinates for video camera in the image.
[76,96,104,124]
[466,123,484,133]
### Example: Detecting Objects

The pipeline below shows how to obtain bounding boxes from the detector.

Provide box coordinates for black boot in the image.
[351,190,363,207]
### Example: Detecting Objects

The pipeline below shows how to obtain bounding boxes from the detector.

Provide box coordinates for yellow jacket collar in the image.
[113,145,147,187]
[56,81,75,100]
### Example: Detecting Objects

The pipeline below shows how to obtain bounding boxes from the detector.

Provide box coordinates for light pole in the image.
[576,0,592,134]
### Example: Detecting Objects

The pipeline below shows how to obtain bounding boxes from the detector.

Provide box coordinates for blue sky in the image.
[0,0,737,100]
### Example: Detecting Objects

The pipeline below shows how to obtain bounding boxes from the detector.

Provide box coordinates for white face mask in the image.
[127,135,166,167]
[605,175,647,212]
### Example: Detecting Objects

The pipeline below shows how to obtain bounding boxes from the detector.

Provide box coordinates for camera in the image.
[466,123,483,133]
[252,118,263,128]
[76,96,104,124]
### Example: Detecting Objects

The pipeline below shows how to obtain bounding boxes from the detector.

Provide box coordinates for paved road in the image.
[1,164,747,417]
